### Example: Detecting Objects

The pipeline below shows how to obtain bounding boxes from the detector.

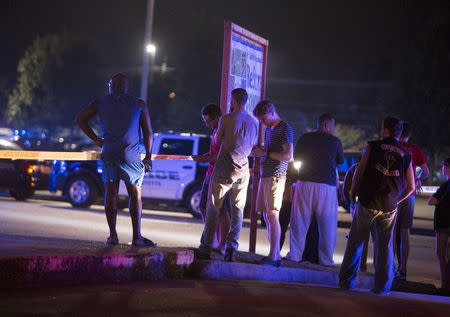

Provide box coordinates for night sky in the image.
[1,0,448,132]
[2,1,444,81]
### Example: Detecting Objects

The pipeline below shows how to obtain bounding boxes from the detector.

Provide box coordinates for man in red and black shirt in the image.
[395,122,429,280]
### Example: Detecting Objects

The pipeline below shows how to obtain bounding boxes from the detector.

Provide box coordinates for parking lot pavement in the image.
[0,279,449,316]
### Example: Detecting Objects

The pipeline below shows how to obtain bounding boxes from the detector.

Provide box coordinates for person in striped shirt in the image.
[253,100,294,267]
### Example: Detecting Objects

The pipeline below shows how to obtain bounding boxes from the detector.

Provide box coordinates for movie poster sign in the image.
[220,22,269,114]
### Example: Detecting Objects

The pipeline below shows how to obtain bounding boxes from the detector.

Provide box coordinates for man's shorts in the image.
[256,176,286,212]
[102,161,145,186]
[396,195,415,229]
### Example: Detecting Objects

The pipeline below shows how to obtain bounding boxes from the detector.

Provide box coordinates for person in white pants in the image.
[286,114,344,266]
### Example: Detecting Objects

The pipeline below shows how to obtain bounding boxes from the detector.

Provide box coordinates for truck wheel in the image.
[10,189,35,201]
[185,184,202,218]
[66,175,98,208]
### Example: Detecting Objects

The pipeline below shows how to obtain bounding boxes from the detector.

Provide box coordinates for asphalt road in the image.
[1,279,449,316]
[0,191,441,286]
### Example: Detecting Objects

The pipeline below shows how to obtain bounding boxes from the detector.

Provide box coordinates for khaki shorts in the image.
[256,177,286,212]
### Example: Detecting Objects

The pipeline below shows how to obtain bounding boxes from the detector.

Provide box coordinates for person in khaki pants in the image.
[197,88,258,262]
[252,100,294,267]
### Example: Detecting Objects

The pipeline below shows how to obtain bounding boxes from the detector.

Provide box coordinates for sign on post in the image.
[220,21,269,115]
[220,21,269,253]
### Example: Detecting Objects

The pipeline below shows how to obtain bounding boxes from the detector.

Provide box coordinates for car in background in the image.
[337,151,361,211]
[0,138,51,200]
[49,133,211,218]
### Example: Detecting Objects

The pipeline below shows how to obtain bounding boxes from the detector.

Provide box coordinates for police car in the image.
[49,133,211,218]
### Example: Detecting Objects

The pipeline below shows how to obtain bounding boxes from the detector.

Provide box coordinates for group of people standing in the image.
[77,74,449,296]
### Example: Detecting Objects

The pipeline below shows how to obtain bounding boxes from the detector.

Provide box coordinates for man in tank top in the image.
[76,73,156,247]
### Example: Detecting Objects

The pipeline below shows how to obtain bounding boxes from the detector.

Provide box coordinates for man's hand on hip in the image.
[142,155,152,172]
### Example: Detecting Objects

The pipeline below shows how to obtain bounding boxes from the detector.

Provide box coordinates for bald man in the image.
[76,73,156,247]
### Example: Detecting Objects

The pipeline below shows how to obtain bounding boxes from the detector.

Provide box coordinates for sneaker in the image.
[195,250,211,260]
[371,289,390,295]
[339,284,353,291]
[106,236,119,245]
[260,258,281,267]
[394,271,406,281]
[224,248,235,262]
[131,237,157,247]
[435,288,450,296]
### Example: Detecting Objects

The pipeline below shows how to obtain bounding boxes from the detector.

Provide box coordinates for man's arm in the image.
[350,145,370,202]
[398,162,416,204]
[215,117,225,147]
[138,99,153,171]
[192,153,217,163]
[415,163,430,193]
[76,99,103,147]
[267,143,294,161]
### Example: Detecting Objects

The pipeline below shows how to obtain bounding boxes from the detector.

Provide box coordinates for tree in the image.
[5,33,100,129]
[334,124,373,152]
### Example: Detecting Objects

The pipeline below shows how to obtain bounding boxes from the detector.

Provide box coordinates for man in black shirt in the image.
[339,117,415,295]
[286,114,344,266]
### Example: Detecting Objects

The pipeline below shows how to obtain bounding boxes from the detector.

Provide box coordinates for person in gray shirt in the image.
[197,88,258,261]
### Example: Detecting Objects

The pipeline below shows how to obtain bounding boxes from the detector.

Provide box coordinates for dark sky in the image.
[1,0,448,134]
[1,0,445,84]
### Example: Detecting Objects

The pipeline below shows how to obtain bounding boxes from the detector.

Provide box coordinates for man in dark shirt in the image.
[428,158,450,293]
[339,116,415,295]
[286,114,344,266]
[252,100,294,267]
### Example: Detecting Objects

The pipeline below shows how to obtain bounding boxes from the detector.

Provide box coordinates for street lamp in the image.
[140,0,155,102]
[145,43,156,56]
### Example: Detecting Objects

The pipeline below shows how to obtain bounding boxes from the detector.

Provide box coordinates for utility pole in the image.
[140,0,155,102]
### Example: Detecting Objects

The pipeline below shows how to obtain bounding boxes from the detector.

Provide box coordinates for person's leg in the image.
[286,181,313,262]
[279,200,292,250]
[104,181,120,244]
[372,210,397,294]
[339,203,371,289]
[125,184,145,241]
[199,175,210,222]
[121,162,154,246]
[302,215,319,263]
[266,209,281,260]
[215,208,231,254]
[263,212,272,243]
[225,173,250,254]
[398,195,415,278]
[360,235,369,272]
[199,177,231,255]
[315,183,338,266]
[436,231,450,289]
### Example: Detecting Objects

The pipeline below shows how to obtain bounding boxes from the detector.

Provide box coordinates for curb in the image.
[0,249,194,288]
[187,260,374,289]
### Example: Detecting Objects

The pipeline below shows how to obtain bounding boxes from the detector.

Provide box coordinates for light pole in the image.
[140,0,155,102]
